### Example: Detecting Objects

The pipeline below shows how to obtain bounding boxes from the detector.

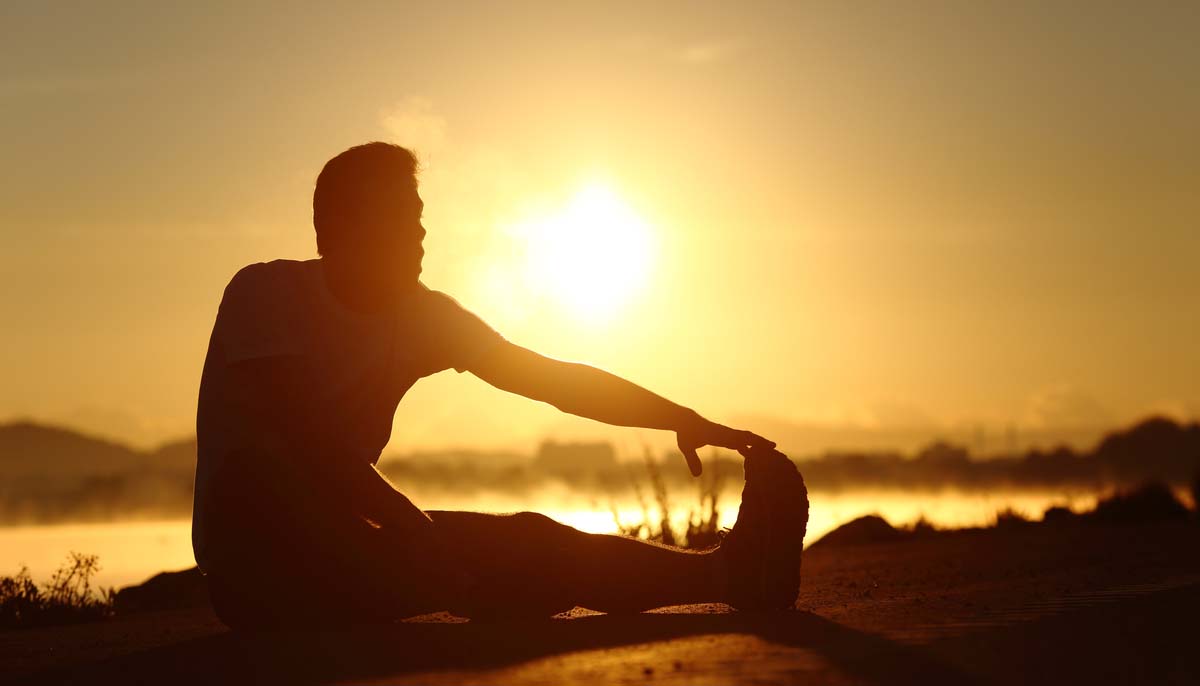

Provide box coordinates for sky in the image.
[2,1,1197,454]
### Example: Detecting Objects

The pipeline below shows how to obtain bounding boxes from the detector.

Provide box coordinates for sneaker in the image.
[718,446,809,610]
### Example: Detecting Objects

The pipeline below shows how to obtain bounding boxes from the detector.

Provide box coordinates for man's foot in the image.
[718,446,809,610]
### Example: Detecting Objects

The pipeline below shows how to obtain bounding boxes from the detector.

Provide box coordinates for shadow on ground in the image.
[16,610,972,686]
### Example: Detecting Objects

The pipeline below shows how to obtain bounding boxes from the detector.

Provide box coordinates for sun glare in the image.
[515,184,655,322]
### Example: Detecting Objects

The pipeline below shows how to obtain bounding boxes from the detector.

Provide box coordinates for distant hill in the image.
[0,421,148,479]
[798,416,1200,491]
[0,422,197,525]
[0,421,196,478]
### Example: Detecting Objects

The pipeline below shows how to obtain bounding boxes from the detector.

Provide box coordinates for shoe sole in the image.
[730,447,809,610]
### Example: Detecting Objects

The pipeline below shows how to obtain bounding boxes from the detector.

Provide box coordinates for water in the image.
[1,488,1102,590]
[1,520,197,591]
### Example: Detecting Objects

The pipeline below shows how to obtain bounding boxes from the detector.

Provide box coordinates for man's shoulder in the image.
[410,283,504,348]
[229,259,317,286]
[218,260,319,321]
[412,283,474,318]
[224,259,317,297]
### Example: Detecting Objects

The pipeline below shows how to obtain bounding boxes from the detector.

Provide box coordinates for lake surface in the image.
[1,487,1102,590]
[2,520,198,591]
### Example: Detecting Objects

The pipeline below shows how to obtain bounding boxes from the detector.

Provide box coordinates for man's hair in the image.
[312,142,419,256]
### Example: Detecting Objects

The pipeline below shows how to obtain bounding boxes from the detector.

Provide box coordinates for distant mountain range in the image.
[2,417,1198,526]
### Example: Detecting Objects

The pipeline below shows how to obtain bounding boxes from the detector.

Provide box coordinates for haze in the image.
[2,1,1197,452]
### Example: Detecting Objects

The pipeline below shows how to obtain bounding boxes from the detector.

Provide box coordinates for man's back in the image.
[192,258,502,572]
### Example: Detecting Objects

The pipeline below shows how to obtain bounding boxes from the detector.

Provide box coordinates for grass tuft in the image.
[1,552,115,629]
[612,448,727,549]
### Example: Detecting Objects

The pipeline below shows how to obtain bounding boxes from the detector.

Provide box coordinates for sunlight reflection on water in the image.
[413,485,1102,544]
[1,520,198,592]
[1,488,1102,590]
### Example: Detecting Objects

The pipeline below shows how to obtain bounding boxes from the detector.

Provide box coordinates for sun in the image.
[516,184,655,322]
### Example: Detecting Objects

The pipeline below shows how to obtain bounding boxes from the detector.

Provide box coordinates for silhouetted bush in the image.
[994,507,1032,529]
[1041,505,1078,523]
[612,450,728,549]
[907,516,938,536]
[0,552,114,629]
[1089,482,1190,523]
[684,454,727,550]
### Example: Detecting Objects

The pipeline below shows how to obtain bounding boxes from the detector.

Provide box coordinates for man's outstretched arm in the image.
[468,340,773,476]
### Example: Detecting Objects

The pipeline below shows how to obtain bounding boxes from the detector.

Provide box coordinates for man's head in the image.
[313,142,425,284]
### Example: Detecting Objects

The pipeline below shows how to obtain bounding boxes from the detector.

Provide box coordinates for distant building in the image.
[533,440,617,474]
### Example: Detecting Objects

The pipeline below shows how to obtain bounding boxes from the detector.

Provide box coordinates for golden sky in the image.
[2,2,1197,452]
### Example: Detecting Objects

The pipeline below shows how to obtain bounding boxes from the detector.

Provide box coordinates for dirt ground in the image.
[3,519,1198,685]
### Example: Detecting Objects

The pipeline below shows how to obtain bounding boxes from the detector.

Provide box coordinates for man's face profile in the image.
[348,176,426,285]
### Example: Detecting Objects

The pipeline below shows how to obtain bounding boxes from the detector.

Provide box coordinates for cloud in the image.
[380,97,448,158]
[672,38,743,65]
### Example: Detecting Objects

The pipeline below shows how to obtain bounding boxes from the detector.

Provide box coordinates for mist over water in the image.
[1,486,1105,590]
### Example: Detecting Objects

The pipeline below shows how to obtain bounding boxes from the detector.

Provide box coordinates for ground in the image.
[2,520,1198,685]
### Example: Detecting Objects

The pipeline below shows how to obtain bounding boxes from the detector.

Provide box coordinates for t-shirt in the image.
[192,259,504,571]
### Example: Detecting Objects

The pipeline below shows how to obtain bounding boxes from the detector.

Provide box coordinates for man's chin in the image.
[397,268,422,289]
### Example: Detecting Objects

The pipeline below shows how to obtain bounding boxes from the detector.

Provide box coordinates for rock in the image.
[115,566,209,614]
[810,515,904,548]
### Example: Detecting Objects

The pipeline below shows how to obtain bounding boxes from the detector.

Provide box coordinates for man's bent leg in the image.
[427,511,724,618]
[203,455,458,629]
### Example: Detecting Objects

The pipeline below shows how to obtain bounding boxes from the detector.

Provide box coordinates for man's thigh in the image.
[426,510,577,548]
[425,511,583,618]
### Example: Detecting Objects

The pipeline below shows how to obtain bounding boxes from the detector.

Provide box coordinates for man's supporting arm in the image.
[225,354,432,534]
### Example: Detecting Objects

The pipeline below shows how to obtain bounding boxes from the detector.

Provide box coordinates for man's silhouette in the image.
[194,142,807,627]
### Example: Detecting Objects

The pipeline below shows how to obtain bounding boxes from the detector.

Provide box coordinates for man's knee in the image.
[426,510,581,552]
[508,511,572,539]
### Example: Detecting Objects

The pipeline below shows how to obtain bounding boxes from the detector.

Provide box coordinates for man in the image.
[193,142,808,628]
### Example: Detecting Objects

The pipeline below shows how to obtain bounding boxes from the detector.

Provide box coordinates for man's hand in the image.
[676,414,775,477]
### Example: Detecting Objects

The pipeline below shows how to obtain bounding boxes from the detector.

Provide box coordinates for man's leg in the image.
[206,448,805,626]
[426,511,725,618]
[420,446,809,618]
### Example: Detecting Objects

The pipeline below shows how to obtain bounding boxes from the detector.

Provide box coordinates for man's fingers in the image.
[731,430,775,450]
[747,431,776,449]
[682,421,773,468]
[731,431,776,456]
[708,420,774,450]
[683,446,703,477]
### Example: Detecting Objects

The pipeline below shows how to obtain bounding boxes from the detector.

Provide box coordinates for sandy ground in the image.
[3,519,1198,685]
